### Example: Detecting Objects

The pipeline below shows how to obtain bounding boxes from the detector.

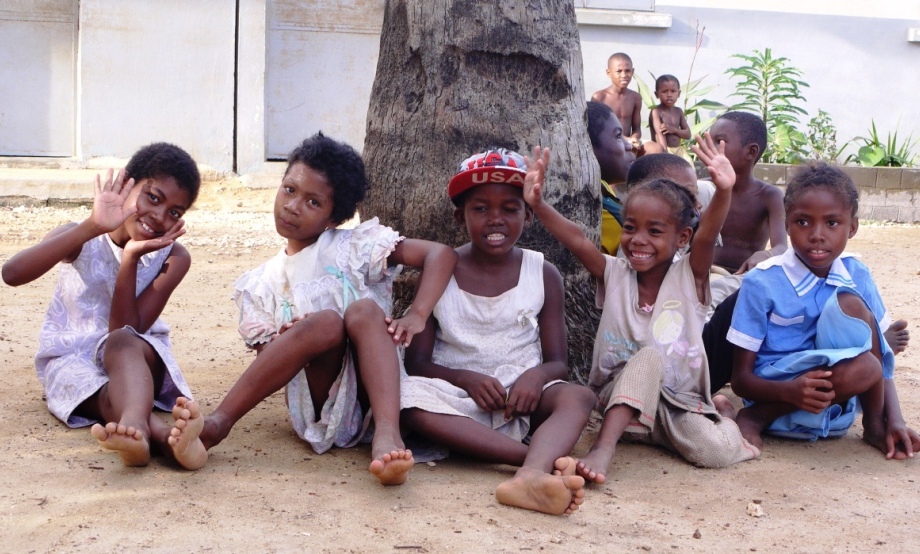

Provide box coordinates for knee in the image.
[291,310,344,347]
[343,298,385,333]
[569,384,598,413]
[103,328,142,355]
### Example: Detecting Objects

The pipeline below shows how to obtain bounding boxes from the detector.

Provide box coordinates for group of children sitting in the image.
[3,69,917,517]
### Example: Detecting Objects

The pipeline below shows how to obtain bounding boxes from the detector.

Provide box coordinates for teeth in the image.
[140,221,154,233]
[486,234,505,241]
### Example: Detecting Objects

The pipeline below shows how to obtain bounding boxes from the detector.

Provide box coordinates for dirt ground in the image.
[1,181,918,553]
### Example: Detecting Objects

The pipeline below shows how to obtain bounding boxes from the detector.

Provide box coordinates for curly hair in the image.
[625,177,697,230]
[655,74,680,92]
[286,132,368,223]
[124,143,201,206]
[626,153,693,191]
[784,161,858,217]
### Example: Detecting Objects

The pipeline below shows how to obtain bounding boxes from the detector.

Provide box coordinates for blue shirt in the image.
[727,249,891,374]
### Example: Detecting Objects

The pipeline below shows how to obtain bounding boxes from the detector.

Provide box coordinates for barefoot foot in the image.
[552,456,577,477]
[91,422,150,467]
[369,449,414,486]
[168,397,208,470]
[496,467,586,515]
[884,319,909,355]
[735,408,764,451]
[713,394,737,419]
[573,446,614,485]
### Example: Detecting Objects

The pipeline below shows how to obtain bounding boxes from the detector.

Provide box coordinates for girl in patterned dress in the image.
[401,149,596,515]
[2,143,202,468]
[168,133,456,485]
[523,134,759,485]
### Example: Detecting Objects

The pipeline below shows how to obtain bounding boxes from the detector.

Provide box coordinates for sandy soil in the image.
[1,182,918,553]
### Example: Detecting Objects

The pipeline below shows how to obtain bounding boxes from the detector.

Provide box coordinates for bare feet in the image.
[495,466,586,515]
[369,426,413,485]
[571,447,614,484]
[167,397,208,470]
[552,456,577,476]
[713,394,737,419]
[91,422,150,467]
[369,449,414,486]
[735,408,764,451]
[884,320,909,355]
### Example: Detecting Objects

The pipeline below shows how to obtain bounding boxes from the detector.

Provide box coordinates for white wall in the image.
[78,0,236,170]
[580,2,920,159]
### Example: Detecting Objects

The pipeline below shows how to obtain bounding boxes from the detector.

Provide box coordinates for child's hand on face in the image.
[124,218,186,259]
[787,369,835,413]
[385,313,426,347]
[92,169,137,232]
[523,146,551,208]
[503,369,544,420]
[691,132,736,191]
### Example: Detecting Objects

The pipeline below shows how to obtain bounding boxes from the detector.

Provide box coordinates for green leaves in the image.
[846,120,919,167]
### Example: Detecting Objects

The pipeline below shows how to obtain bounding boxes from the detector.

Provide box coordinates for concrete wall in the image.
[579,1,920,158]
[77,0,236,171]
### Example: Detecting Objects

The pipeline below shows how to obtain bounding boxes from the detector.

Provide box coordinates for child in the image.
[727,162,920,459]
[2,143,202,468]
[649,75,692,163]
[708,111,787,274]
[591,52,643,153]
[524,134,759,484]
[586,100,635,255]
[400,149,594,515]
[168,133,457,485]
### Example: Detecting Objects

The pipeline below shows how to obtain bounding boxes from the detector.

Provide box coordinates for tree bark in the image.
[363,0,600,380]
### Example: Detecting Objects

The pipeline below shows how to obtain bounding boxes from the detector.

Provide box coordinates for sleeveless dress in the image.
[34,233,193,427]
[232,218,403,453]
[401,249,561,443]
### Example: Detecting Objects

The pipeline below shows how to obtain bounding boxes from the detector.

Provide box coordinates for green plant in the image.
[845,120,919,167]
[725,48,809,163]
[806,109,846,162]
[635,22,727,146]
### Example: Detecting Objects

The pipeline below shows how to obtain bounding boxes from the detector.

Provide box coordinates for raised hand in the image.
[92,169,137,232]
[523,146,551,207]
[691,132,735,191]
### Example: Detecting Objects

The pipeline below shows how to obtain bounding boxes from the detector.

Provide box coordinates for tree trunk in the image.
[363,0,600,380]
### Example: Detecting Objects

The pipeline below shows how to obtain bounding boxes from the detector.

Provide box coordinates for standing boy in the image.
[591,53,643,153]
[649,75,692,163]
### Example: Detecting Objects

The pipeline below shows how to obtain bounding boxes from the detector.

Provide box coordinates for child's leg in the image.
[343,299,413,485]
[170,310,346,461]
[495,383,594,515]
[575,404,635,484]
[79,328,166,467]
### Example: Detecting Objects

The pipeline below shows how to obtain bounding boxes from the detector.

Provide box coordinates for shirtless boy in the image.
[591,52,643,152]
[708,111,786,274]
[649,75,692,160]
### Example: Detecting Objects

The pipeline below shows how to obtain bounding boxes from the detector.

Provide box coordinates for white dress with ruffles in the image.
[35,233,193,427]
[232,218,403,453]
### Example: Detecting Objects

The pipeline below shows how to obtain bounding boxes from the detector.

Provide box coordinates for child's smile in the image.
[457,184,531,257]
[117,176,190,246]
[621,193,690,273]
[786,187,858,278]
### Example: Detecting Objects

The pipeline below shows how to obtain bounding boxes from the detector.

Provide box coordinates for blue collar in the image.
[757,249,857,297]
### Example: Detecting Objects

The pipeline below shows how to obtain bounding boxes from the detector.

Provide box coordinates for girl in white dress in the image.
[401,149,595,515]
[2,143,202,468]
[169,133,456,485]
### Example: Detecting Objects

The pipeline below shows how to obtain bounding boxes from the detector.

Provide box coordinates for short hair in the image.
[124,143,201,206]
[625,178,697,230]
[286,132,368,223]
[784,162,858,217]
[717,111,768,163]
[655,74,680,91]
[626,153,693,191]
[586,100,615,148]
[608,52,632,65]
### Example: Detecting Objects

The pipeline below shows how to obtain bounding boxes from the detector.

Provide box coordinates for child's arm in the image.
[735,186,788,274]
[731,347,836,412]
[523,147,607,279]
[687,133,736,298]
[504,261,569,419]
[630,97,642,141]
[404,315,509,411]
[650,108,668,148]
[109,222,190,333]
[2,170,136,286]
[672,109,692,140]
[880,380,919,459]
[386,239,458,346]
